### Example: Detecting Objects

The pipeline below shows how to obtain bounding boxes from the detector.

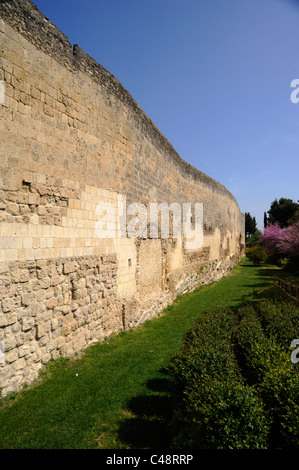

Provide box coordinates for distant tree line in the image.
[245,198,299,266]
[264,197,299,229]
[245,212,257,239]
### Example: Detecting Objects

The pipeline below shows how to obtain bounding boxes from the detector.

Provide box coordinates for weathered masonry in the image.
[0,0,245,395]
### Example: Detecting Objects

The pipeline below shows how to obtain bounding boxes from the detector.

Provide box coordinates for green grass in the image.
[0,258,291,449]
[274,264,299,285]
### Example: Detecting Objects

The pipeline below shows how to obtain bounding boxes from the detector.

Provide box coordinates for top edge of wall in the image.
[0,0,241,208]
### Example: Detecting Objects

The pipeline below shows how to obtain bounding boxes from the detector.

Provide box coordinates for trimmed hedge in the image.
[168,300,299,449]
[168,307,269,449]
[234,304,299,448]
[255,299,299,352]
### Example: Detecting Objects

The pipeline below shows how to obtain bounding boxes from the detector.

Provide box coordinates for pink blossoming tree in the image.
[279,222,299,259]
[260,222,299,262]
[260,223,285,256]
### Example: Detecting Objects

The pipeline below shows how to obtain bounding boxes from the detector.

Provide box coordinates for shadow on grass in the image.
[238,264,282,290]
[117,369,175,449]
[241,282,271,289]
[258,266,282,277]
[240,264,261,268]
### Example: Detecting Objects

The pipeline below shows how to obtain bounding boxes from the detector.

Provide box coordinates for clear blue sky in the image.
[32,0,299,230]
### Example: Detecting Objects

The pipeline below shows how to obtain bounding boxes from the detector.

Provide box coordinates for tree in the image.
[263,212,268,228]
[260,221,299,265]
[260,223,284,256]
[245,212,257,239]
[245,246,268,266]
[267,198,299,229]
[279,222,299,260]
[245,230,262,247]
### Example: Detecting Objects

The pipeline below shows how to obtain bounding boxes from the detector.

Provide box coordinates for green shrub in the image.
[171,373,269,449]
[260,358,299,448]
[246,231,262,247]
[234,305,269,382]
[168,307,269,449]
[255,299,299,352]
[246,246,269,265]
[169,300,299,449]
[234,303,299,448]
[168,307,238,391]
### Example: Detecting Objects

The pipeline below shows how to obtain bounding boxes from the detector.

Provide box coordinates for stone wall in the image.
[0,0,245,395]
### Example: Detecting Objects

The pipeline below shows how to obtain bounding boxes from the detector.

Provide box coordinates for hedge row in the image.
[234,304,299,448]
[168,307,269,449]
[168,300,299,449]
[255,299,299,352]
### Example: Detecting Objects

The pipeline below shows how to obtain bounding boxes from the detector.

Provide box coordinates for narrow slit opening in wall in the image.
[128,259,132,267]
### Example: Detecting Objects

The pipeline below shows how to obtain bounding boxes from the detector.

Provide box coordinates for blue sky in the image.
[32,0,299,229]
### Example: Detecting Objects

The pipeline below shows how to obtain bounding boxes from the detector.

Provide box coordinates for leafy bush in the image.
[245,246,269,265]
[255,299,299,352]
[171,374,269,449]
[234,304,299,448]
[169,300,299,449]
[246,231,262,247]
[168,307,269,449]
